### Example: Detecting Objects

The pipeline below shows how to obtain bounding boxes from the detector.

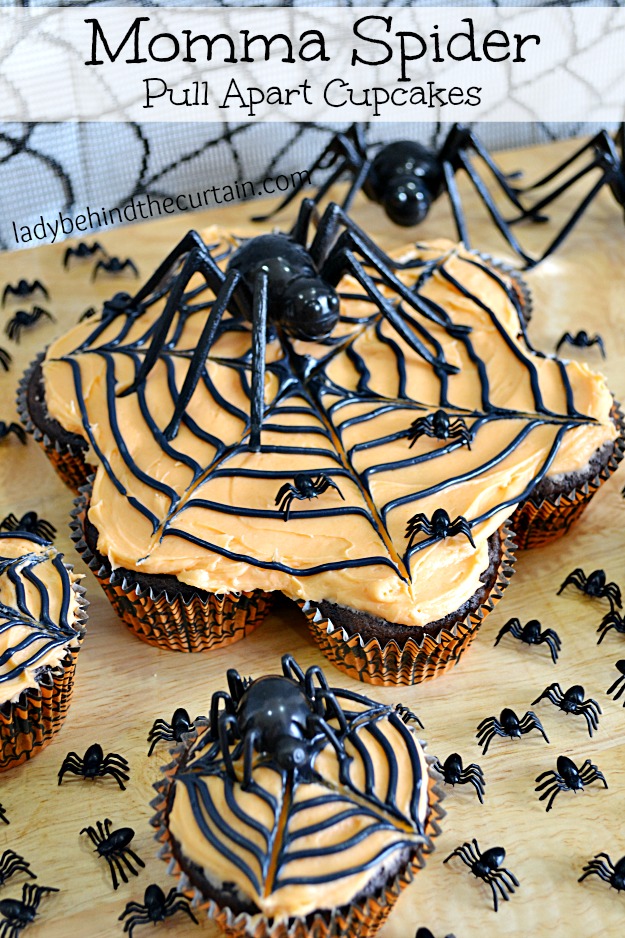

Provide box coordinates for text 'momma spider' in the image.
[494,617,561,664]
[431,752,485,804]
[58,743,129,790]
[275,473,344,521]
[0,884,58,938]
[80,819,145,890]
[531,683,601,737]
[119,884,199,937]
[558,567,622,612]
[444,839,519,911]
[476,708,549,755]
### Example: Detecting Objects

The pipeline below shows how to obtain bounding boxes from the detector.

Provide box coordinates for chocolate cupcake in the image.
[151,654,443,938]
[0,532,87,771]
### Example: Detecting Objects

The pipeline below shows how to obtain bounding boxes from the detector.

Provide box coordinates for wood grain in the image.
[0,138,624,938]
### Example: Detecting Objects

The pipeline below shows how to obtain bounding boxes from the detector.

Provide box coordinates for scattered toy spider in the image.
[80,819,145,891]
[405,508,475,552]
[0,884,58,938]
[415,929,456,938]
[606,660,625,704]
[63,241,106,268]
[494,617,561,664]
[119,201,467,449]
[555,330,606,359]
[77,306,97,322]
[253,123,534,264]
[0,424,26,446]
[5,307,55,343]
[119,884,199,937]
[147,707,198,756]
[444,839,519,911]
[0,513,56,541]
[92,257,138,280]
[431,752,485,804]
[275,473,344,521]
[0,806,8,826]
[406,410,472,450]
[535,754,607,812]
[596,609,625,645]
[1,280,48,307]
[0,348,11,372]
[579,852,625,893]
[0,851,35,887]
[531,683,601,737]
[476,707,549,755]
[58,743,129,790]
[558,567,622,612]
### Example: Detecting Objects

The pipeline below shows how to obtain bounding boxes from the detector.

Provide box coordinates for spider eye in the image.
[283,280,339,341]
[385,178,430,226]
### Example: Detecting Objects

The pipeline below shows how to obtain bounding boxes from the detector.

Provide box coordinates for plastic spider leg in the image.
[579,862,613,885]
[120,848,145,878]
[341,156,373,214]
[606,664,625,701]
[443,126,528,212]
[166,900,199,925]
[484,873,507,911]
[81,826,102,849]
[0,348,11,371]
[518,131,617,194]
[544,635,560,665]
[218,714,239,782]
[242,728,261,790]
[467,774,485,804]
[248,269,269,451]
[315,689,349,733]
[277,492,295,522]
[444,841,478,867]
[579,762,608,788]
[477,725,504,755]
[208,691,237,741]
[309,715,352,785]
[520,713,549,744]
[102,766,129,791]
[122,913,151,938]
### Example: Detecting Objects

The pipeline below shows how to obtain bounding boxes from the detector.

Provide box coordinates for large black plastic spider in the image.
[405,508,475,551]
[555,331,605,359]
[58,743,129,790]
[494,617,561,664]
[579,852,625,893]
[558,567,622,612]
[0,852,35,887]
[535,754,607,812]
[119,884,199,937]
[431,752,485,804]
[118,201,467,450]
[80,819,145,891]
[606,660,625,705]
[531,683,601,737]
[147,707,197,756]
[0,884,58,938]
[0,513,56,541]
[476,708,549,755]
[596,610,625,645]
[275,473,344,521]
[1,280,48,307]
[253,123,534,264]
[407,410,472,450]
[0,348,11,372]
[0,424,26,446]
[63,241,106,269]
[5,308,55,343]
[92,257,139,280]
[444,839,519,911]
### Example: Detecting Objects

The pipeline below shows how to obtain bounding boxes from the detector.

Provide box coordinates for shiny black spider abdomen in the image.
[444,840,519,911]
[363,141,443,226]
[81,819,145,890]
[237,675,315,771]
[58,743,129,789]
[147,707,196,756]
[0,884,58,934]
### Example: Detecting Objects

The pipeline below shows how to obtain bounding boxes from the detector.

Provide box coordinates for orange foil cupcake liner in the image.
[70,486,272,653]
[300,522,516,687]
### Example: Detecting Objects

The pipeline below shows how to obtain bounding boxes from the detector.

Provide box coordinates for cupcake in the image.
[151,654,443,938]
[0,532,87,771]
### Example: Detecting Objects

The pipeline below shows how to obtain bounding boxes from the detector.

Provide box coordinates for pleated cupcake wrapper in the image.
[0,576,87,773]
[70,483,272,653]
[511,400,625,550]
[300,521,516,687]
[149,726,445,938]
[17,353,94,494]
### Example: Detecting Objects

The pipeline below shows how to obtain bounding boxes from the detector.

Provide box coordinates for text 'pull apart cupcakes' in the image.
[19,225,623,680]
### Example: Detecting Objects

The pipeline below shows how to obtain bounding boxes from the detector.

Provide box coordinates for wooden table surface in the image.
[0,138,624,938]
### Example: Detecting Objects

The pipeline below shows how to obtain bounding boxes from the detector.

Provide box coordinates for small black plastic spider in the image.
[558,567,622,612]
[405,508,475,552]
[275,473,344,522]
[531,683,601,737]
[444,839,519,911]
[119,884,199,937]
[0,884,58,938]
[1,280,48,307]
[5,308,55,343]
[0,424,26,446]
[63,241,106,269]
[147,708,197,756]
[476,708,549,755]
[0,805,8,826]
[92,257,138,280]
[535,754,607,812]
[0,851,35,887]
[431,752,485,804]
[0,513,56,541]
[555,331,605,359]
[58,743,129,790]
[81,819,145,890]
[597,610,625,645]
[0,348,11,372]
[77,306,97,323]
[253,123,535,265]
[494,617,561,664]
[579,852,625,893]
[415,929,456,938]
[606,660,625,705]
[407,410,472,450]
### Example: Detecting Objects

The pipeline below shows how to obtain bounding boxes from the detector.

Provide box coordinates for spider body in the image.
[1,280,48,307]
[558,567,622,612]
[0,349,11,372]
[275,473,344,521]
[444,839,519,911]
[494,617,561,664]
[78,307,97,323]
[63,241,106,268]
[0,851,35,887]
[405,508,475,551]
[0,884,58,938]
[535,755,607,811]
[579,853,625,892]
[415,929,456,938]
[555,331,605,358]
[431,752,485,804]
[597,610,625,644]
[92,257,139,280]
[531,683,601,737]
[5,308,55,343]
[0,424,26,446]
[80,819,145,890]
[58,743,129,790]
[147,707,196,756]
[407,410,472,449]
[476,708,549,755]
[606,660,625,704]
[119,884,199,937]
[0,513,56,541]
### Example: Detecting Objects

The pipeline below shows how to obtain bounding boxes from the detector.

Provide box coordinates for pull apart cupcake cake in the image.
[18,206,623,684]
